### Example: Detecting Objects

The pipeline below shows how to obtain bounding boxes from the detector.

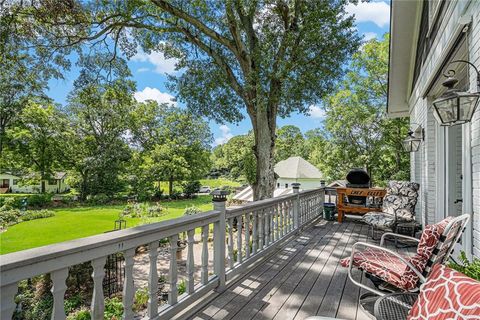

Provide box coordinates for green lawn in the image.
[199,178,242,188]
[157,178,242,194]
[0,196,212,255]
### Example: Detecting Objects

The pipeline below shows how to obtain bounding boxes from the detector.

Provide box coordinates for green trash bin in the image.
[323,203,336,221]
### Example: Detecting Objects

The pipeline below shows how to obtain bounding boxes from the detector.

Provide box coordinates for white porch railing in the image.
[0,186,325,320]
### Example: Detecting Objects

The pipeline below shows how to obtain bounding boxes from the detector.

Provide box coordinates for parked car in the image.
[199,186,211,193]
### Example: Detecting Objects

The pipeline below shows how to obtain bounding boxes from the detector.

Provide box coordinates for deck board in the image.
[191,219,411,320]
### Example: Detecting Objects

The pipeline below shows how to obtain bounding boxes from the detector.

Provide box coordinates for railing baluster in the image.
[288,200,295,232]
[147,241,159,318]
[187,229,195,294]
[275,203,280,241]
[270,207,274,243]
[279,202,285,238]
[228,218,234,268]
[252,211,258,254]
[91,257,106,320]
[169,235,178,305]
[236,215,243,263]
[0,283,17,320]
[245,212,251,259]
[122,248,135,320]
[201,225,209,285]
[265,209,270,246]
[258,210,264,250]
[51,268,68,320]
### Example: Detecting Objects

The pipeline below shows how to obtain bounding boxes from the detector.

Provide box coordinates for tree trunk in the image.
[251,107,276,201]
[168,177,174,197]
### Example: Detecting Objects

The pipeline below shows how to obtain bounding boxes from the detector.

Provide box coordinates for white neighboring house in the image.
[233,156,324,202]
[0,172,69,194]
[389,1,480,258]
[274,156,324,190]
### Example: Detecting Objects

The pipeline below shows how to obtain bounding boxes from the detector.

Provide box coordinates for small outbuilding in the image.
[274,156,324,190]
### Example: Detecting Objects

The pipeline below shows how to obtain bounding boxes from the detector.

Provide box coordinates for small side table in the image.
[393,222,421,247]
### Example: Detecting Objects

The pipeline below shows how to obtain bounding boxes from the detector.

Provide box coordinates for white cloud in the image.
[345,1,390,28]
[131,50,178,74]
[136,67,150,73]
[214,124,234,146]
[308,105,326,119]
[363,32,378,41]
[134,87,175,104]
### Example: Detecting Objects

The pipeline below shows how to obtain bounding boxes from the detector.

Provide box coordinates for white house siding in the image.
[276,178,321,190]
[407,1,480,258]
[0,174,68,194]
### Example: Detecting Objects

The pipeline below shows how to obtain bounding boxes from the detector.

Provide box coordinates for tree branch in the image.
[177,26,246,103]
[150,0,238,54]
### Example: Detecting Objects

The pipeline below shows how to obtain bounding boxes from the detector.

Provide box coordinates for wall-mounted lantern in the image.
[402,125,424,152]
[432,60,480,126]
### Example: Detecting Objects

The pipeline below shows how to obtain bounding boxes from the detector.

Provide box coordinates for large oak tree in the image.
[10,0,360,199]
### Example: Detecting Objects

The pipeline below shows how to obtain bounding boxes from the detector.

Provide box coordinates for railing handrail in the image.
[226,187,325,216]
[0,209,220,273]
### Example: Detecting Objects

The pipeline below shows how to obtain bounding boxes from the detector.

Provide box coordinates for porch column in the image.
[292,183,301,229]
[212,190,229,292]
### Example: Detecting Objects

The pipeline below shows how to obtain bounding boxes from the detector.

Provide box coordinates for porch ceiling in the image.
[387,0,421,118]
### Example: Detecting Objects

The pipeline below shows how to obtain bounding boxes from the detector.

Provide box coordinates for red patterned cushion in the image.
[340,248,411,289]
[341,218,453,291]
[404,217,452,284]
[407,264,480,319]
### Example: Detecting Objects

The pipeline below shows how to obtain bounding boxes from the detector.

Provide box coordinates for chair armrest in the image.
[374,292,418,320]
[380,232,420,246]
[350,242,426,283]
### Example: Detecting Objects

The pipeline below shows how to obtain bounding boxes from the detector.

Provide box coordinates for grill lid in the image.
[346,168,370,186]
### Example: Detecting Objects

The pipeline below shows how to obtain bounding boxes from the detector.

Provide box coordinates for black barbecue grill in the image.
[346,168,370,205]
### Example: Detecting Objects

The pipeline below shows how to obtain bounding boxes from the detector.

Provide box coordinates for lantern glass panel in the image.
[459,94,479,122]
[434,97,458,124]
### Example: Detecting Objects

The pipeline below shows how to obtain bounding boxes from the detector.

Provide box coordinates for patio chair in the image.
[374,264,480,319]
[340,214,470,300]
[363,181,420,239]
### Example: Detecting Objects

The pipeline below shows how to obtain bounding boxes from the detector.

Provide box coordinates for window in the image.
[48,179,57,185]
[12,179,18,185]
[285,183,288,188]
[277,183,280,188]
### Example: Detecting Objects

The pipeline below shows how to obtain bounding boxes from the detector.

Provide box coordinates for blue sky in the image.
[47,1,390,146]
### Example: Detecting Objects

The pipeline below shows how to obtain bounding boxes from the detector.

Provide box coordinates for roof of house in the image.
[274,156,323,179]
[0,172,67,180]
[327,180,347,188]
[54,172,67,180]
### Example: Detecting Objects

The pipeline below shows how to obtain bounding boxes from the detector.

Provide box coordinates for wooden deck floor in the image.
[190,219,383,320]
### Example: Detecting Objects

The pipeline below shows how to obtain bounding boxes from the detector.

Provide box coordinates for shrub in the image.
[87,194,110,205]
[13,277,53,320]
[183,205,201,216]
[122,203,165,219]
[104,297,123,319]
[0,209,22,228]
[146,203,164,217]
[21,210,55,222]
[133,288,149,312]
[27,194,53,208]
[448,251,480,281]
[1,197,20,210]
[178,279,186,295]
[182,180,201,198]
[66,308,91,320]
